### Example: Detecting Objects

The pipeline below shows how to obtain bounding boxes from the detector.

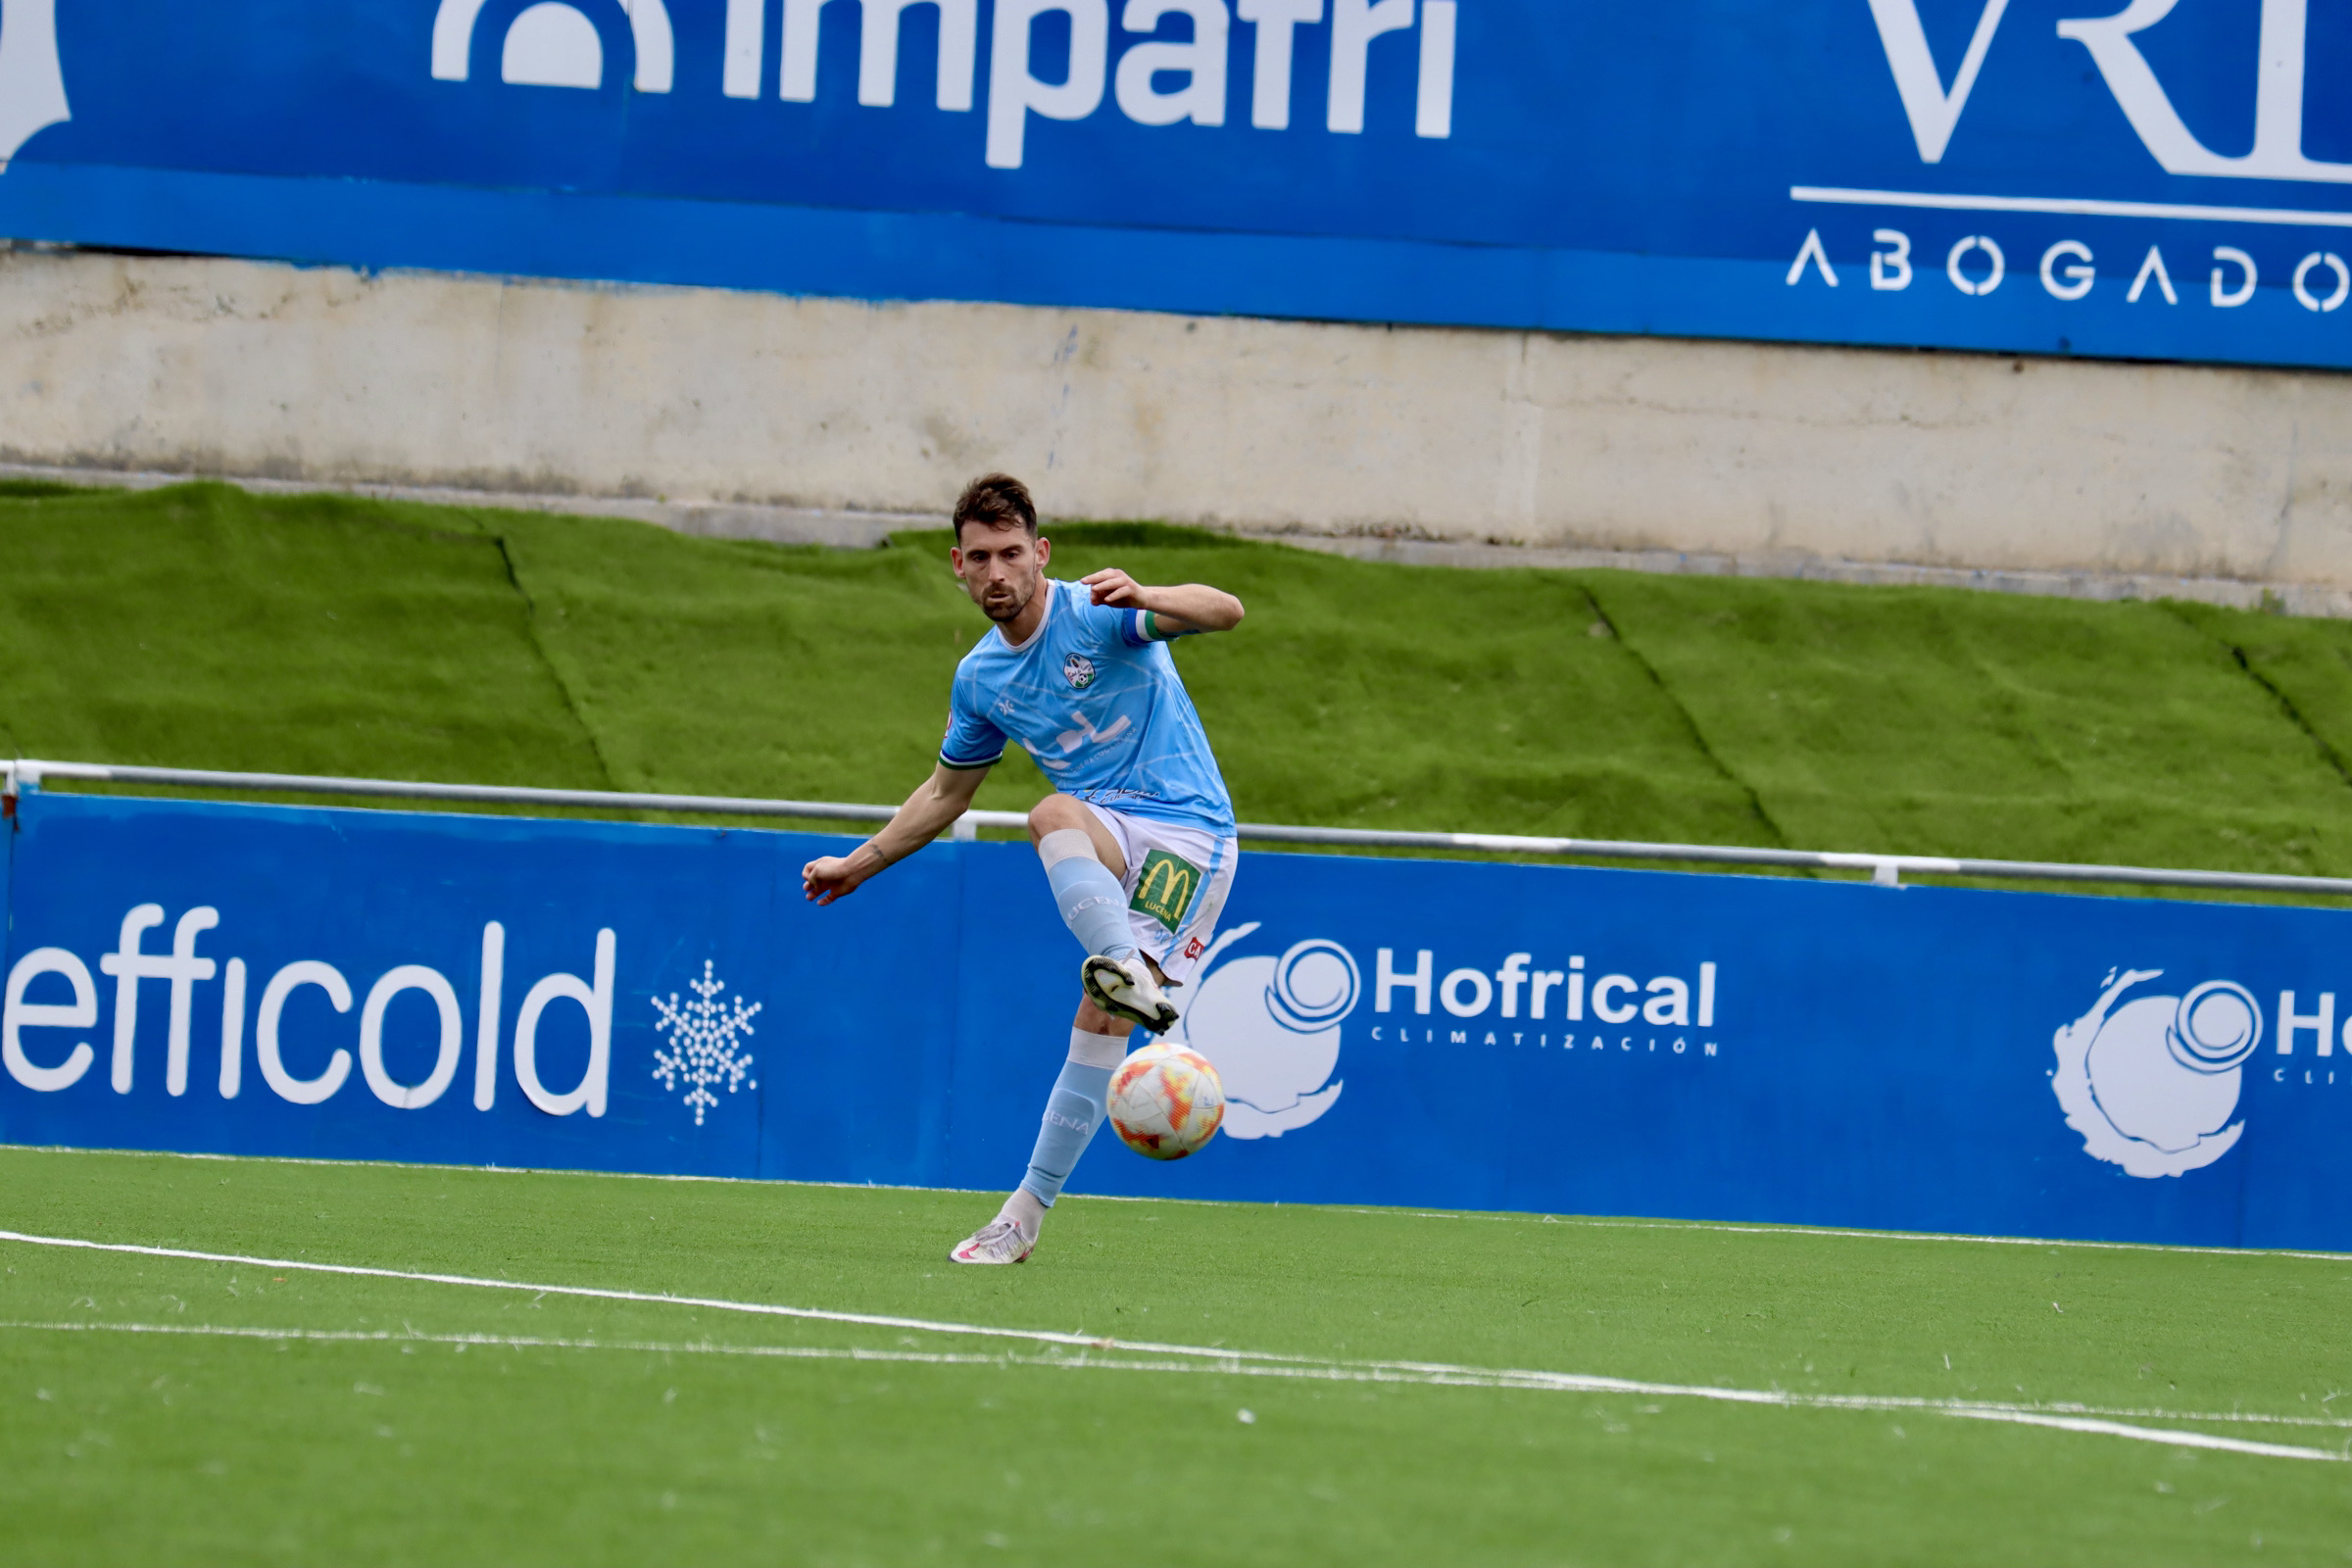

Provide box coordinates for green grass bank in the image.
[5,478,2352,877]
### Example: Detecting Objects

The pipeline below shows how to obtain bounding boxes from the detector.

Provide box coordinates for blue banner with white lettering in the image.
[7,788,2352,1250]
[0,0,2348,366]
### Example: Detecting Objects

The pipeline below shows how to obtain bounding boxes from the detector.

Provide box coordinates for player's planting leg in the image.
[950,1025,1129,1264]
[1019,1026,1126,1206]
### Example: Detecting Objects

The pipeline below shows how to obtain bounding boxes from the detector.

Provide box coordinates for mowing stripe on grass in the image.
[4,1318,2344,1463]
[5,1234,2347,1462]
[36,1149,2352,1265]
[1336,1207,2352,1265]
[1557,1216,2352,1263]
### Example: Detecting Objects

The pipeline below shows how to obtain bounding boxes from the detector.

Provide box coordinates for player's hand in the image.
[1082,567,1147,610]
[802,855,867,905]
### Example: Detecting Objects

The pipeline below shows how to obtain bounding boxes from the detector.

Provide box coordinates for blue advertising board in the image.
[6,787,2352,1250]
[0,0,2349,367]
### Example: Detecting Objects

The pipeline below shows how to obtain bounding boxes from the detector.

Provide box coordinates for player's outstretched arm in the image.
[801,762,989,905]
[1080,568,1245,635]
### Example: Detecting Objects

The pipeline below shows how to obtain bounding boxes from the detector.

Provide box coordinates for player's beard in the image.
[978,571,1037,623]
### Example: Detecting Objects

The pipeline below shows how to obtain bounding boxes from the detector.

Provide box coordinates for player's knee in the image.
[1027,795,1083,842]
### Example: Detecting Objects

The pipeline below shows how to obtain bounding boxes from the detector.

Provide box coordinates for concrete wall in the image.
[6,245,2351,589]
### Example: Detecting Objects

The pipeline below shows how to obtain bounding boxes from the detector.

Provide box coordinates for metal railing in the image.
[9,758,2352,899]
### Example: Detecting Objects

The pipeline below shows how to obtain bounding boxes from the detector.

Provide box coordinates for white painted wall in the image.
[5,246,2349,587]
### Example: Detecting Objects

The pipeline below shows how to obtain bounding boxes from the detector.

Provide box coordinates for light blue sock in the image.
[1017,1028,1126,1207]
[1040,830,1138,961]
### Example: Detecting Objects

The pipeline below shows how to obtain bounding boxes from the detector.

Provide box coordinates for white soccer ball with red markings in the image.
[1108,1042,1225,1160]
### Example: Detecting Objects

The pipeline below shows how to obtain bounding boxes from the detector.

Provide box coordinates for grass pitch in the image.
[4,1148,2349,1565]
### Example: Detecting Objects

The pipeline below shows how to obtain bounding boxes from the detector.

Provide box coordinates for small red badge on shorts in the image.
[1183,936,1206,959]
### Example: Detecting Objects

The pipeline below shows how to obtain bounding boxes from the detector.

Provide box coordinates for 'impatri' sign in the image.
[1,0,2348,365]
[2,1,2350,364]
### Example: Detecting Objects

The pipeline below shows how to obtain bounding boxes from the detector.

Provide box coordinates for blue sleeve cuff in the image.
[939,749,1004,770]
[1120,609,1151,648]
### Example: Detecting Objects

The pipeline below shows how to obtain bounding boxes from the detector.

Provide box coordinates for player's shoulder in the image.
[1046,576,1096,617]
[1051,577,1153,650]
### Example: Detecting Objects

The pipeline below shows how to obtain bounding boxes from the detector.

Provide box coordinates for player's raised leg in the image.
[1032,793,1133,958]
[1032,794,1179,1033]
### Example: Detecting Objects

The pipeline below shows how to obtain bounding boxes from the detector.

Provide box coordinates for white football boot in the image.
[1081,954,1180,1033]
[949,1217,1034,1265]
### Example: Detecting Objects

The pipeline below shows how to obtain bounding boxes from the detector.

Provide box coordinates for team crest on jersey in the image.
[1130,850,1201,932]
[1063,654,1097,690]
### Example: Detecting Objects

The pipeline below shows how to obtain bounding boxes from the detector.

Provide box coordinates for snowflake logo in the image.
[651,960,761,1126]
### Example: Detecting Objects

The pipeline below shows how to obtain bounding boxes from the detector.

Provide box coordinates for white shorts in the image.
[1079,802,1238,987]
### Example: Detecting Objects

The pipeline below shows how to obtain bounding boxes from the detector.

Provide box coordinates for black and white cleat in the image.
[1082,954,1180,1033]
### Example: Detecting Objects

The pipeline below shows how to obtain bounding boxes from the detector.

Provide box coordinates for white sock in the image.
[999,1187,1047,1244]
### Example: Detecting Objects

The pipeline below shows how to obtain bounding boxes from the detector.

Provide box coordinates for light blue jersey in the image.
[941,579,1235,837]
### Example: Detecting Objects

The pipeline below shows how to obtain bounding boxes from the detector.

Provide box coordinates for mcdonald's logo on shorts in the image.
[1130,850,1201,933]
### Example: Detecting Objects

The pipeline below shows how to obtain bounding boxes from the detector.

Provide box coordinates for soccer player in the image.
[801,473,1245,1265]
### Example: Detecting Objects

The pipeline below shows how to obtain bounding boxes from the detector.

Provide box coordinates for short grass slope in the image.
[5,479,2352,875]
[3,1149,2347,1566]
[1589,573,2352,872]
[0,481,606,787]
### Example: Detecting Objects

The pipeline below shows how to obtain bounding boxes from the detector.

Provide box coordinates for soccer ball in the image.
[1107,1042,1225,1160]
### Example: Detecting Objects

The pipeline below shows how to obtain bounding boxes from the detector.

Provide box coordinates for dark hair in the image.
[953,473,1038,541]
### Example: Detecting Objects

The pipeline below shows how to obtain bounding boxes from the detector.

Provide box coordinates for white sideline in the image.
[7,1316,2350,1430]
[2,1319,2341,1463]
[2,1231,2344,1462]
[0,1229,1221,1359]
[1940,1405,2345,1459]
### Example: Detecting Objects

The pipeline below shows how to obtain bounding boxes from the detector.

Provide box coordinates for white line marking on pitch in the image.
[4,1318,2342,1463]
[1939,1405,2347,1460]
[0,1228,1264,1359]
[2,1231,2344,1462]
